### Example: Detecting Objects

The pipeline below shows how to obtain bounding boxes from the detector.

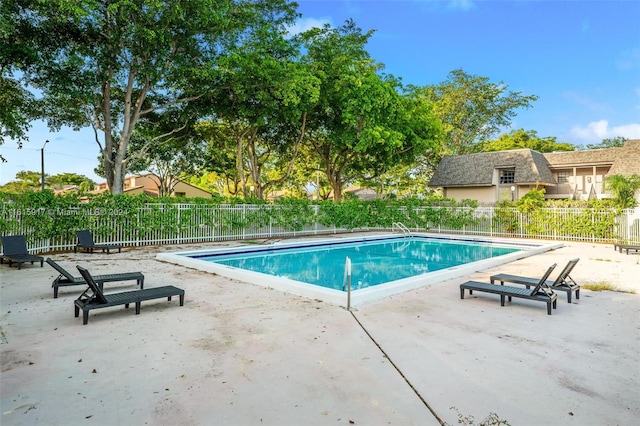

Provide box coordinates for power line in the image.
[46,151,98,161]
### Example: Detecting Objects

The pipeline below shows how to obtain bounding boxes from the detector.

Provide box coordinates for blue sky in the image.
[1,0,639,185]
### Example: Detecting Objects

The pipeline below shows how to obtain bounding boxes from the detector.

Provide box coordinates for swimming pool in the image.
[157,233,562,306]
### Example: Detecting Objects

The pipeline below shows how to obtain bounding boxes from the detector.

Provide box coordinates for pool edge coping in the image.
[156,233,564,307]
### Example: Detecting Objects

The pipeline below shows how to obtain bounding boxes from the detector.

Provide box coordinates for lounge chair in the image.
[75,230,122,254]
[460,264,558,315]
[1,235,44,269]
[46,258,144,298]
[489,258,581,303]
[613,243,640,255]
[74,266,184,325]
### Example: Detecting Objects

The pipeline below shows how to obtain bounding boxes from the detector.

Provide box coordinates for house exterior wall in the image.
[444,187,496,203]
[545,166,611,199]
[126,175,158,192]
[445,185,549,204]
[94,175,211,198]
[123,187,146,195]
[94,182,109,192]
[172,181,212,198]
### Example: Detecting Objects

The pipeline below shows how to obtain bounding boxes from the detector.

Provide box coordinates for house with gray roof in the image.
[428,139,640,203]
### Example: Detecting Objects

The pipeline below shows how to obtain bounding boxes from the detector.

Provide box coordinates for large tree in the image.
[4,0,298,194]
[300,21,442,201]
[417,69,538,156]
[205,23,320,200]
[0,1,44,157]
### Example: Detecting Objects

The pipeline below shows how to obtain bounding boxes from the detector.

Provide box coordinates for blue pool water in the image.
[193,237,521,291]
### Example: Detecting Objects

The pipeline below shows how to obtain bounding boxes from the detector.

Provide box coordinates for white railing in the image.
[2,204,639,254]
[418,206,640,243]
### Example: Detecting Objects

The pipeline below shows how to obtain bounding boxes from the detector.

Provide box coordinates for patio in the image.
[1,235,638,425]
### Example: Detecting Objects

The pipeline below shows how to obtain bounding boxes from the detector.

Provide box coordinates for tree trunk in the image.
[236,134,246,198]
[103,68,148,194]
[328,169,342,202]
[331,182,342,202]
[111,165,125,195]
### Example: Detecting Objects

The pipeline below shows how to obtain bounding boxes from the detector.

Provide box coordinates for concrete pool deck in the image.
[1,234,639,425]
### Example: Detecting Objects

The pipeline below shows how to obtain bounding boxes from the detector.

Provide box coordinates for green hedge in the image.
[0,191,626,245]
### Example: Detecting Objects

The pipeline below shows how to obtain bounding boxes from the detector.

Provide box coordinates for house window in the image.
[558,171,570,184]
[499,169,515,184]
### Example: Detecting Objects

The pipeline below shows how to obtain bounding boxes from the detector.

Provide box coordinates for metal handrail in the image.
[392,222,411,237]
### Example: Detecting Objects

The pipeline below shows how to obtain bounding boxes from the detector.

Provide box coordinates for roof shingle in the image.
[429,139,640,188]
[429,149,555,187]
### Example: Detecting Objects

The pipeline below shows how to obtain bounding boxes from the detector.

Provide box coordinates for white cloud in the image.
[287,17,331,36]
[570,120,640,142]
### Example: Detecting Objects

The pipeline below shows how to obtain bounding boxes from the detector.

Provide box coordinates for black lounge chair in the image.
[1,235,44,269]
[460,264,558,315]
[489,258,581,303]
[46,258,144,298]
[75,230,122,254]
[74,266,184,325]
[613,243,640,255]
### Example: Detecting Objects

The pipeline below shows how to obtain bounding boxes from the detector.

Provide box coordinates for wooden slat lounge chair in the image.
[74,266,184,325]
[46,258,144,298]
[75,230,122,254]
[489,258,581,303]
[460,264,558,315]
[1,235,44,269]
[613,243,640,255]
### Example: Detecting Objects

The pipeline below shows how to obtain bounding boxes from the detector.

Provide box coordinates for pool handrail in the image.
[392,222,411,237]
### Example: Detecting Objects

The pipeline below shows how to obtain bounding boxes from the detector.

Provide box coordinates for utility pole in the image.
[41,139,49,190]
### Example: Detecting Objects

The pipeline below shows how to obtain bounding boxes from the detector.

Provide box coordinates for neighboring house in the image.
[344,186,379,200]
[53,185,81,195]
[318,186,380,201]
[428,139,640,203]
[93,174,212,198]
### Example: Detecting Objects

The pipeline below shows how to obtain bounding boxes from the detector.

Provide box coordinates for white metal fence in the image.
[417,207,640,242]
[2,204,639,254]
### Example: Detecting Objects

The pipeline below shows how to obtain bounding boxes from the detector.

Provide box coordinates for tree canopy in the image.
[3,0,299,194]
[0,77,38,159]
[203,21,320,199]
[585,137,627,150]
[0,1,46,157]
[0,171,94,193]
[475,129,576,153]
[415,69,538,156]
[3,2,548,200]
[299,20,442,201]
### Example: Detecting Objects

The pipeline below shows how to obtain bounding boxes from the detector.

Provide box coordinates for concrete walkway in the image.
[1,236,638,425]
